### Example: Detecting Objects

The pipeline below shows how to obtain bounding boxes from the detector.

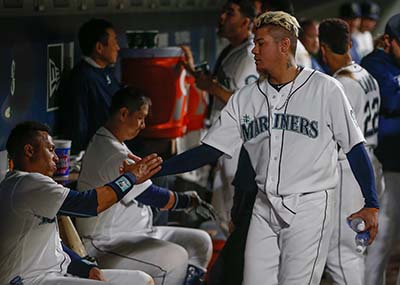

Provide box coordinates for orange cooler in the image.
[120,47,188,138]
[186,75,207,132]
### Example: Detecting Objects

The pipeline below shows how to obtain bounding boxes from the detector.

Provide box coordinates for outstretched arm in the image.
[154,144,224,177]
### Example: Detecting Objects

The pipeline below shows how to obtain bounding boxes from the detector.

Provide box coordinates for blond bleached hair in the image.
[255,11,300,38]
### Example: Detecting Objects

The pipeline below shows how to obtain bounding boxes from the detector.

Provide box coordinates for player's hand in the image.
[88,267,107,281]
[347,207,379,244]
[122,153,162,184]
[229,221,236,234]
[119,153,142,174]
[195,73,216,92]
[180,45,196,75]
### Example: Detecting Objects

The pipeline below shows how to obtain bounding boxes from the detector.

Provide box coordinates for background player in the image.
[0,121,161,284]
[181,0,258,233]
[154,11,379,285]
[319,18,381,285]
[76,87,212,285]
[362,13,400,285]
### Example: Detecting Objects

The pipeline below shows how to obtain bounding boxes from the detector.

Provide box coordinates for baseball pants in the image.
[243,189,334,285]
[84,226,212,285]
[365,171,400,285]
[325,160,365,285]
[32,269,153,284]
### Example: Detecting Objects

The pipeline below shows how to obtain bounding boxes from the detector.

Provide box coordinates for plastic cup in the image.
[54,139,72,177]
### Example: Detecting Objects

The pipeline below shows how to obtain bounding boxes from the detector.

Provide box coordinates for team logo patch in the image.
[242,114,252,124]
[245,75,258,85]
[115,176,132,193]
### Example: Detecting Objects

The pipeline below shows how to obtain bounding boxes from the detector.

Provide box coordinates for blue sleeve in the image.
[154,144,223,177]
[59,189,98,217]
[362,54,400,117]
[346,143,379,208]
[135,184,170,208]
[62,243,97,278]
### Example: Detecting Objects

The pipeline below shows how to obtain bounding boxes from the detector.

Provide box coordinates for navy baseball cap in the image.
[385,13,400,42]
[361,1,380,21]
[339,2,362,19]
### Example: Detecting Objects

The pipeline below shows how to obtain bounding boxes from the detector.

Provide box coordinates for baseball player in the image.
[181,0,258,233]
[154,11,379,284]
[75,87,212,285]
[362,13,400,285]
[318,18,382,285]
[0,121,162,284]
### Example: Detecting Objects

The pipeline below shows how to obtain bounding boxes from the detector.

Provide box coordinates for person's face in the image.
[345,18,361,33]
[252,27,281,74]
[124,104,149,140]
[99,28,120,65]
[389,37,400,65]
[28,132,58,177]
[360,18,377,32]
[218,3,247,39]
[301,23,319,55]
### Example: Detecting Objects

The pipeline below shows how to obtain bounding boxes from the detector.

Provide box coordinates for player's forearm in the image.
[154,144,223,177]
[346,143,379,209]
[135,184,192,210]
[208,82,234,103]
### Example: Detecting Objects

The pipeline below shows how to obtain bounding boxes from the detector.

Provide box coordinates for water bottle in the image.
[348,217,366,232]
[355,231,370,253]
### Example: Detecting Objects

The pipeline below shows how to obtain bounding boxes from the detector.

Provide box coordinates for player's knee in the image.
[189,229,213,266]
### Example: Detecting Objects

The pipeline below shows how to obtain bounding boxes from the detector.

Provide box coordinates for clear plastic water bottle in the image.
[348,217,366,232]
[355,231,370,253]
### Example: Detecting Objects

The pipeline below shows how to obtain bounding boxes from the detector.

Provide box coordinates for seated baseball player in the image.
[75,86,212,285]
[0,121,161,285]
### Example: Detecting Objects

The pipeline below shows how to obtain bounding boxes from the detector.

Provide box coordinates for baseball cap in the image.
[385,13,400,42]
[361,1,380,21]
[339,2,361,19]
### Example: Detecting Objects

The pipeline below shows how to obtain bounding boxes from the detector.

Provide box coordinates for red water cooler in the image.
[120,47,189,139]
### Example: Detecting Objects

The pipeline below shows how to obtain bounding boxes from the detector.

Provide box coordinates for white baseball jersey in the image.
[76,127,212,285]
[325,63,381,284]
[0,171,70,284]
[334,62,380,150]
[212,36,258,115]
[76,127,153,240]
[353,31,374,59]
[202,67,365,225]
[295,40,313,69]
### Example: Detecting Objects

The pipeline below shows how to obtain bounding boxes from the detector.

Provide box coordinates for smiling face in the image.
[27,131,59,177]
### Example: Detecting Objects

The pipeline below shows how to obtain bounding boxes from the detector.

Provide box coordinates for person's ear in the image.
[383,34,392,49]
[24,144,35,158]
[95,41,104,55]
[119,107,130,121]
[280,38,291,54]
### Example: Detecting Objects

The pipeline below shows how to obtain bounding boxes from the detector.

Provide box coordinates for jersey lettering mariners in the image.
[333,63,380,148]
[202,67,364,223]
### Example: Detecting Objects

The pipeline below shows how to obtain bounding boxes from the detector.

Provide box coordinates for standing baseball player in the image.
[182,0,258,233]
[0,121,162,285]
[75,87,212,285]
[154,11,379,284]
[362,13,400,285]
[318,18,381,285]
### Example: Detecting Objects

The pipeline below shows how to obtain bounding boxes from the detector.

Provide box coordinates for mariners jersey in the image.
[76,127,153,242]
[0,171,70,284]
[334,63,380,149]
[212,36,258,116]
[202,67,364,224]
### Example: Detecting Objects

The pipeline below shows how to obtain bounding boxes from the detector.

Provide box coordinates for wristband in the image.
[171,192,191,210]
[106,172,137,200]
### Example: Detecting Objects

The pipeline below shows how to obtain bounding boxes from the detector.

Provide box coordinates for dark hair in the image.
[319,18,351,55]
[6,121,50,160]
[262,0,295,15]
[229,0,256,20]
[78,18,114,56]
[110,86,152,116]
[299,18,317,40]
[339,2,361,19]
